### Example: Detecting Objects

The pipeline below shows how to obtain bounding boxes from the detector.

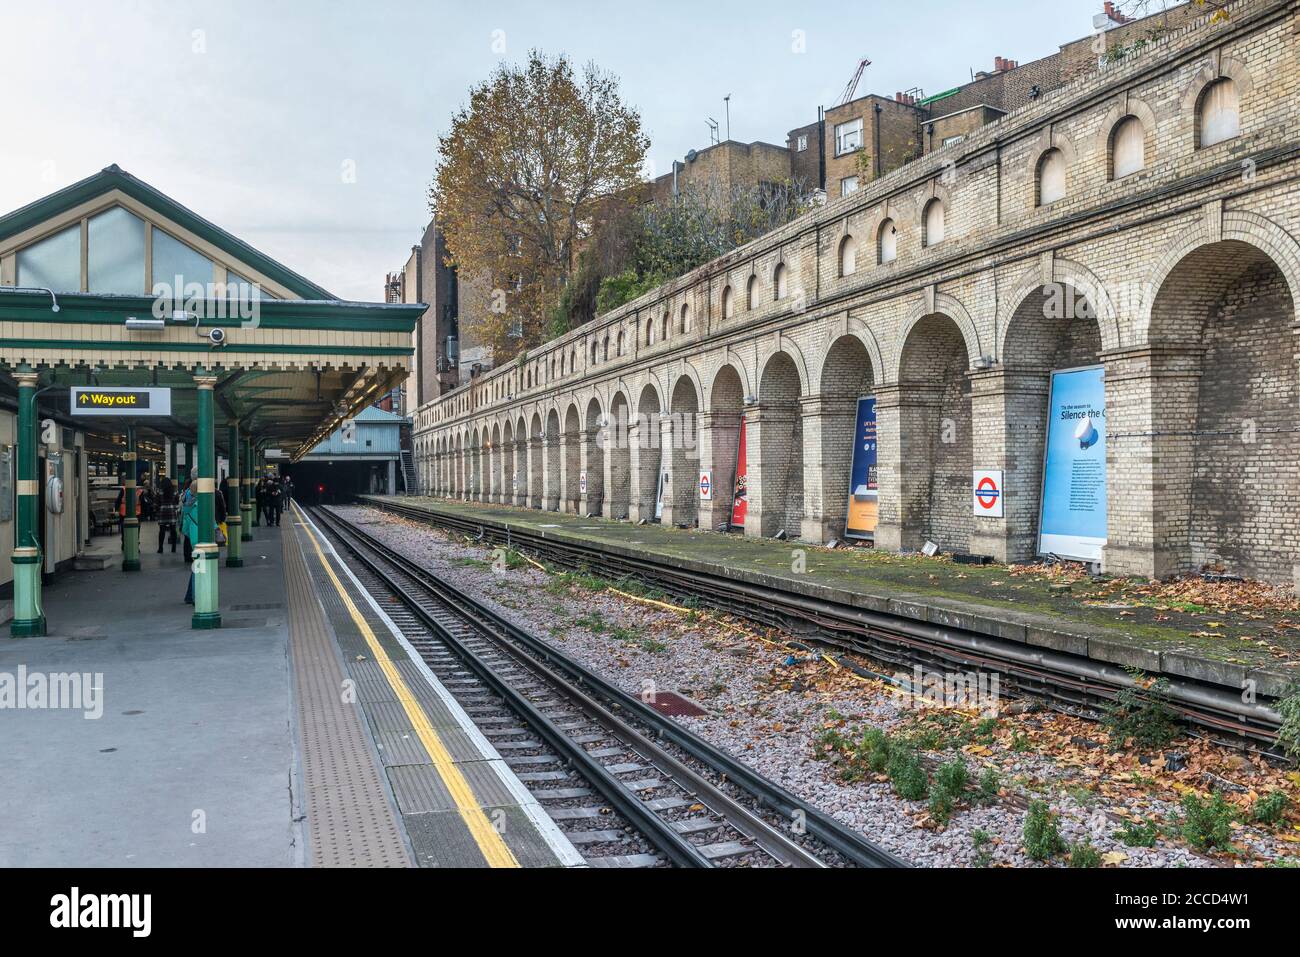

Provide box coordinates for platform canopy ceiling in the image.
[0,165,423,458]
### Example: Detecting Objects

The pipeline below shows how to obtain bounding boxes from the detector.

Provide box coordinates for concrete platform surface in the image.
[366,496,1300,699]
[0,529,295,867]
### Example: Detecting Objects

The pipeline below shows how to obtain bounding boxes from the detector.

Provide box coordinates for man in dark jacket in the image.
[265,475,282,526]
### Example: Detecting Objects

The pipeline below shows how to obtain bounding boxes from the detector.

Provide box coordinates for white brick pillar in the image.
[1102,345,1203,578]
[627,419,661,523]
[580,426,604,517]
[543,431,561,511]
[873,383,945,552]
[744,402,797,538]
[969,368,1049,563]
[697,410,740,532]
[799,394,856,543]
[527,435,544,509]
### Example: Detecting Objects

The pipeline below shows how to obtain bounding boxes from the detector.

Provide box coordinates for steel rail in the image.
[360,497,1286,749]
[311,507,870,868]
[318,504,904,868]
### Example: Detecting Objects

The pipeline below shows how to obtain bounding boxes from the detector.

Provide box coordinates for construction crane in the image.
[836,57,872,106]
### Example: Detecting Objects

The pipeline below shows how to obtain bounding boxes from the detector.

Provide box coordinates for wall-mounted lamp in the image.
[125,317,166,331]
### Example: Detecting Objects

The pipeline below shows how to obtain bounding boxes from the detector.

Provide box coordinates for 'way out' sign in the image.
[70,387,172,417]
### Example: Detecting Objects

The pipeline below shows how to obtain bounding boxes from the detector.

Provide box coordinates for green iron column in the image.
[192,372,221,629]
[10,369,45,637]
[251,438,262,527]
[185,441,195,480]
[122,425,140,571]
[241,434,254,541]
[226,423,243,567]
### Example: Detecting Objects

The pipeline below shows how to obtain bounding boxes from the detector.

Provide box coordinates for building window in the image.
[660,312,668,341]
[87,207,146,294]
[838,234,858,277]
[796,134,808,152]
[722,284,734,319]
[645,317,653,345]
[923,198,945,247]
[1110,115,1146,179]
[1037,148,1067,206]
[679,302,691,333]
[840,176,859,196]
[835,118,863,156]
[16,223,81,292]
[153,228,215,294]
[617,330,625,355]
[773,262,789,300]
[746,275,757,310]
[1197,78,1240,148]
[878,219,897,264]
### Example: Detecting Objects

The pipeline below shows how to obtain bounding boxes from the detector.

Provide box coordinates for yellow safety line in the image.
[295,505,519,869]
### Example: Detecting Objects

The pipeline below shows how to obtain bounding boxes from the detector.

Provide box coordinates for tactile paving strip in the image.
[284,527,413,868]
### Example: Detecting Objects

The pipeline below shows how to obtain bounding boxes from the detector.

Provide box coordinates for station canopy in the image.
[0,165,423,457]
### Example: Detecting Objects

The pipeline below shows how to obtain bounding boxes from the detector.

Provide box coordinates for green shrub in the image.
[1115,818,1160,848]
[887,748,929,801]
[861,727,892,773]
[1023,800,1066,861]
[1179,791,1237,852]
[935,758,969,796]
[977,767,1001,803]
[1277,686,1300,760]
[971,829,994,868]
[1251,791,1289,827]
[1069,840,1102,868]
[1102,676,1179,751]
[929,787,954,825]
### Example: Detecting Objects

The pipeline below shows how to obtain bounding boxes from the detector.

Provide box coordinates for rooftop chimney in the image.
[1103,1,1133,24]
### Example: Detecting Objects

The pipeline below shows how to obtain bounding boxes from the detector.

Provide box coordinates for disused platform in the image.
[363,496,1300,701]
[0,510,581,868]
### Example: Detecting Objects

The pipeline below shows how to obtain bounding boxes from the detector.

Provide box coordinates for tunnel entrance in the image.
[284,460,395,506]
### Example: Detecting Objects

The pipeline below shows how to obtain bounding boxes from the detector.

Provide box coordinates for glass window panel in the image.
[226,271,275,300]
[840,235,858,275]
[16,224,81,292]
[151,229,214,297]
[774,263,788,299]
[87,207,146,294]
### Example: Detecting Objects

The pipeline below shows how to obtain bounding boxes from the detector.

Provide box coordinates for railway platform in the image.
[0,509,581,868]
[361,496,1300,707]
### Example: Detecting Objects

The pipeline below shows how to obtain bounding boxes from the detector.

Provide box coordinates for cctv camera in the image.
[208,327,227,347]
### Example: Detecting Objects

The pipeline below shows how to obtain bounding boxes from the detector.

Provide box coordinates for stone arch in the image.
[892,312,975,553]
[528,411,544,508]
[999,258,1121,357]
[583,395,605,516]
[1179,55,1255,116]
[708,362,746,529]
[544,406,562,510]
[562,402,582,512]
[667,373,701,527]
[1127,235,1298,582]
[896,293,982,379]
[488,421,502,503]
[513,414,528,504]
[606,389,632,519]
[501,418,515,502]
[633,382,664,521]
[753,350,805,538]
[814,334,879,542]
[470,427,482,500]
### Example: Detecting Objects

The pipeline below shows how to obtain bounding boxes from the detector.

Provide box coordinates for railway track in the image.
[356,496,1287,754]
[308,505,905,869]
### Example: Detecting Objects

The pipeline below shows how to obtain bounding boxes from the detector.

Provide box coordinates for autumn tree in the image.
[431,51,649,360]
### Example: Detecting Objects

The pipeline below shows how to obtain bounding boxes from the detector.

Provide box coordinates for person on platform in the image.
[278,474,292,519]
[215,475,228,548]
[255,477,267,526]
[156,477,178,554]
[264,474,282,526]
[181,467,204,604]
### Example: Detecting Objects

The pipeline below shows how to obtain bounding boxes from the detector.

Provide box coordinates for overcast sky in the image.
[0,0,1166,302]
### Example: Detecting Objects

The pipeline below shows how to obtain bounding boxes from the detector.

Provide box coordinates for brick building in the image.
[649,139,798,203]
[413,0,1300,591]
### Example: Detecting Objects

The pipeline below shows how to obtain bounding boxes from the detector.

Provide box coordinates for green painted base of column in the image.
[11,616,47,638]
[225,558,244,568]
[122,559,141,571]
[10,555,44,637]
[192,548,220,630]
[122,524,140,571]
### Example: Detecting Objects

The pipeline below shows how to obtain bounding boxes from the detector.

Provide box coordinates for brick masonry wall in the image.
[417,0,1300,586]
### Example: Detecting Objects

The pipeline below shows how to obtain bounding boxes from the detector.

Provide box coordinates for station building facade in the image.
[0,165,421,634]
[412,0,1300,590]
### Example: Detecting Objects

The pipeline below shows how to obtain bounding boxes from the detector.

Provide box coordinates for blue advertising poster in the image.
[844,397,878,539]
[1038,366,1107,561]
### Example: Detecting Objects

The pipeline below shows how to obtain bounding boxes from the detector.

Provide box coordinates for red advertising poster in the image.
[729,415,748,529]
